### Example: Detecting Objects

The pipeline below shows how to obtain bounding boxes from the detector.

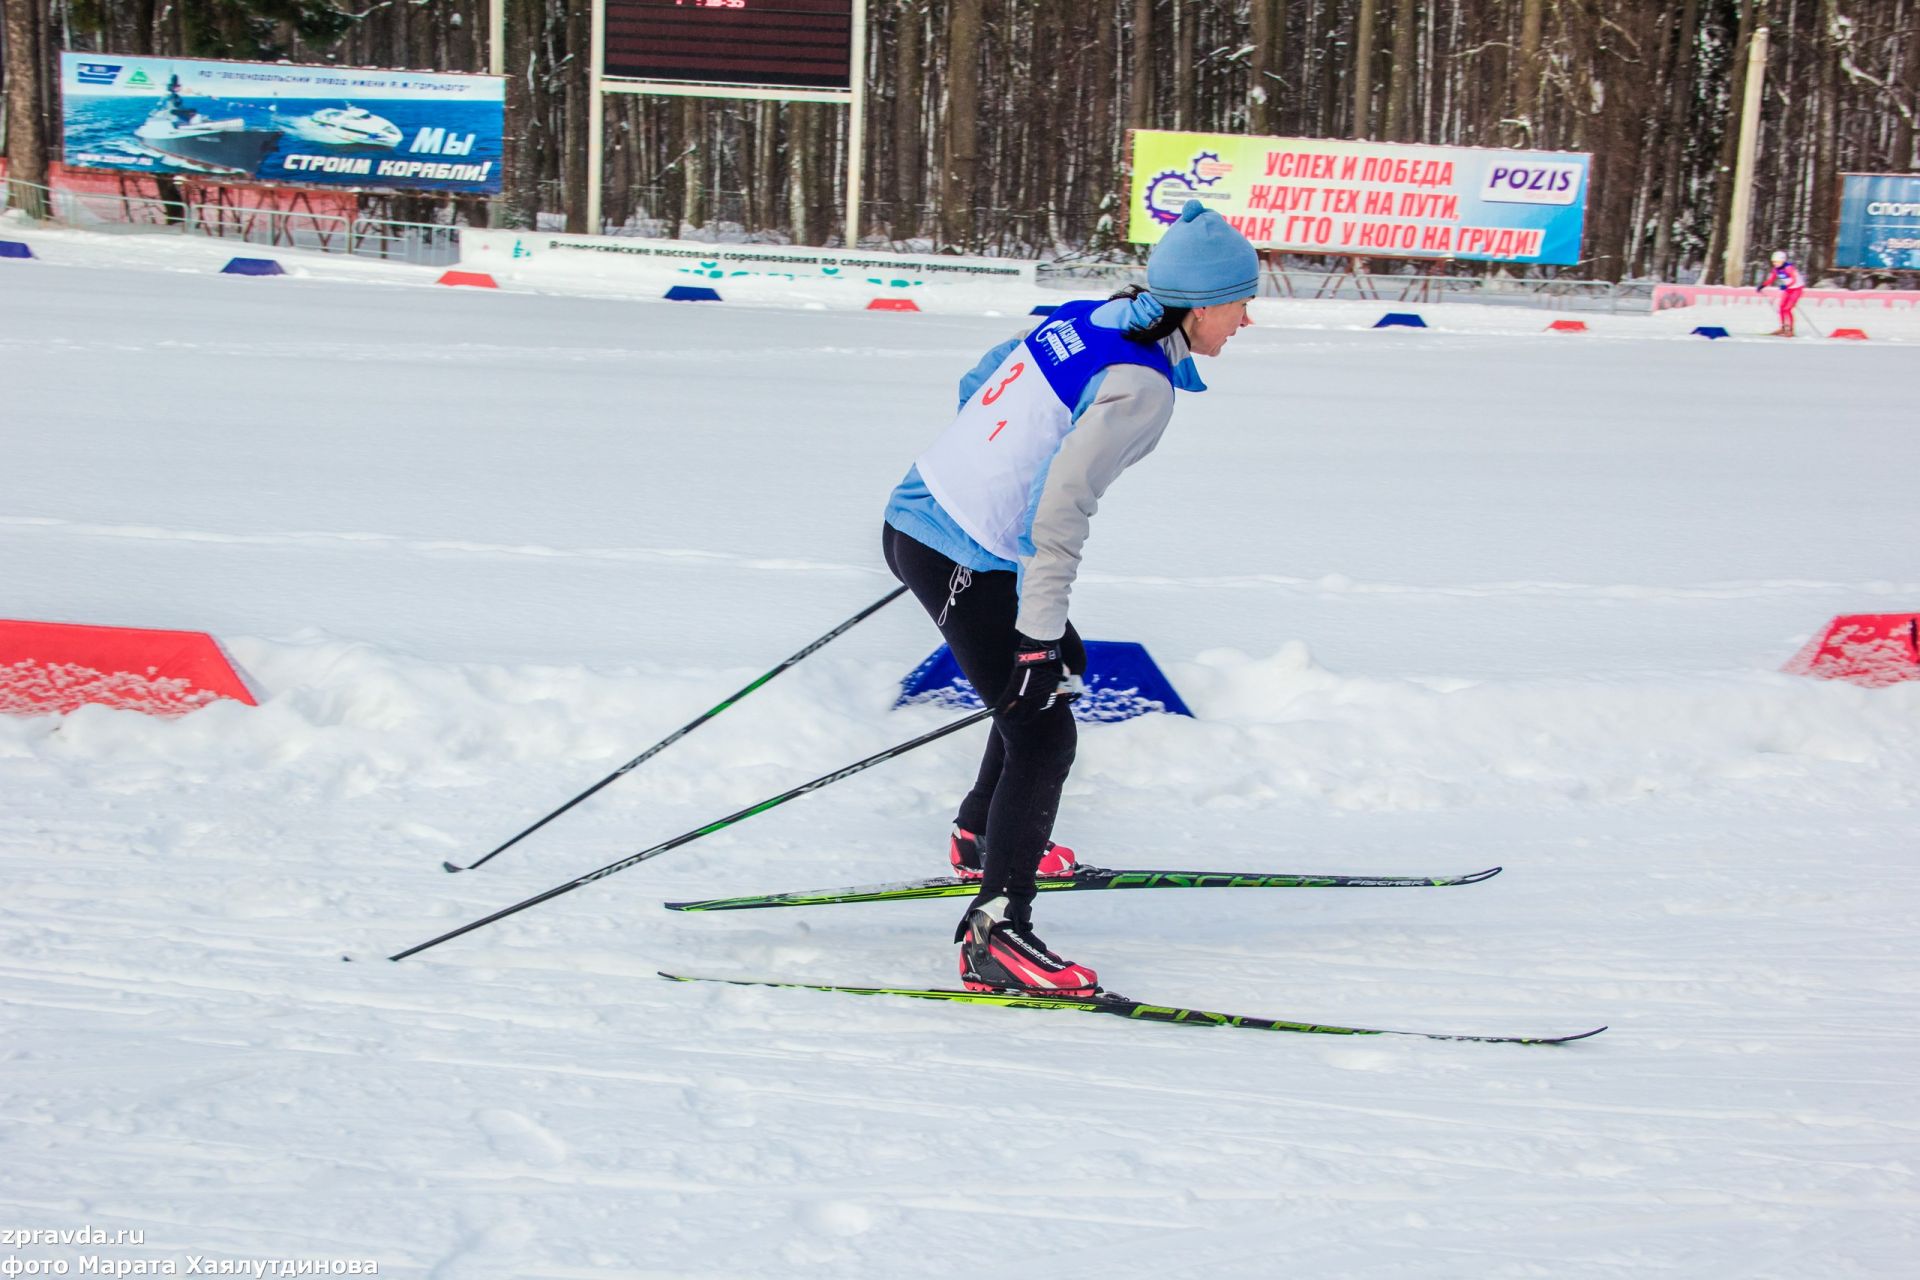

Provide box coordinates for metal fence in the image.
[2,178,462,267]
[6,175,1655,312]
[1037,259,1657,314]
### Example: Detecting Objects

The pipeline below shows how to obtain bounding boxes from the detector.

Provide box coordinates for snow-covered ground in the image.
[3,227,1918,1277]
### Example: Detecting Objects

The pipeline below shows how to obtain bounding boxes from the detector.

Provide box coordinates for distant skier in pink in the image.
[1757,249,1805,337]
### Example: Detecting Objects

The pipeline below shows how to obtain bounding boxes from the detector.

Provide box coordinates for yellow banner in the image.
[1129,130,1591,264]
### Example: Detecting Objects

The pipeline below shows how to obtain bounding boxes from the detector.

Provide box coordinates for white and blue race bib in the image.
[918,301,1171,561]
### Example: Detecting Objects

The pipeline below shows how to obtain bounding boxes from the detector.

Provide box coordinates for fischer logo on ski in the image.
[663,865,1502,912]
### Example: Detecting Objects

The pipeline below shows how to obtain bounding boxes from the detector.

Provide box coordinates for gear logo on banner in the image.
[1144,151,1231,225]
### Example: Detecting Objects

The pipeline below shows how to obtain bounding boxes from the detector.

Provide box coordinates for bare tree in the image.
[940,0,980,249]
[1172,0,1195,131]
[892,0,924,236]
[563,0,590,231]
[1352,0,1377,137]
[1248,0,1286,135]
[1129,0,1153,131]
[4,0,49,215]
[787,102,817,245]
[1514,0,1543,137]
[1386,0,1417,141]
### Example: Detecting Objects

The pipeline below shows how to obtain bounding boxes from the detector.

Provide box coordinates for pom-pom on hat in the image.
[1147,200,1260,307]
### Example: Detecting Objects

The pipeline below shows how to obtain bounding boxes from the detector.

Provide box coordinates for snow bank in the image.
[6,634,1913,827]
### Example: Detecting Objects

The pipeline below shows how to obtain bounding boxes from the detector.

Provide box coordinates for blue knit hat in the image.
[1147,201,1259,307]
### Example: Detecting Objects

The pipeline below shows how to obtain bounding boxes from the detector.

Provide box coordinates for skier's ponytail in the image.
[1107,284,1191,347]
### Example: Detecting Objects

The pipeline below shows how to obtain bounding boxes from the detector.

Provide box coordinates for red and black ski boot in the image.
[955,896,1099,996]
[948,826,1079,881]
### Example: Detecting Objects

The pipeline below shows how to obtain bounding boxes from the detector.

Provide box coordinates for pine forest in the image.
[4,0,1917,282]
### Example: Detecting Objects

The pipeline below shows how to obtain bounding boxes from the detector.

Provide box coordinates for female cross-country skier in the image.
[880,200,1258,995]
[1758,249,1805,336]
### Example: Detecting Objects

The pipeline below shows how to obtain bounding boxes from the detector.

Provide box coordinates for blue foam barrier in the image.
[0,240,37,259]
[1029,304,1059,316]
[896,640,1193,724]
[1691,326,1730,339]
[1373,312,1427,329]
[665,285,723,302]
[222,257,284,276]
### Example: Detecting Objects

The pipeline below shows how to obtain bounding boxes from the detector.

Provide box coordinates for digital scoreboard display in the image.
[604,0,854,91]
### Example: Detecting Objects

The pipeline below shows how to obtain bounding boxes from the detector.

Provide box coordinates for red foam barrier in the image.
[0,620,257,716]
[437,271,498,289]
[1546,319,1588,332]
[1830,328,1869,340]
[1782,614,1920,689]
[867,298,920,312]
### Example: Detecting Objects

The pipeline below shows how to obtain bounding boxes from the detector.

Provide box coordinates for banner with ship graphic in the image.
[60,54,505,195]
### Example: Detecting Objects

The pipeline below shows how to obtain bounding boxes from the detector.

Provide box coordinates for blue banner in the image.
[61,53,504,195]
[1836,174,1920,271]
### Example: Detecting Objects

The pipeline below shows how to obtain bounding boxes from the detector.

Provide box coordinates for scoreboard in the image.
[603,0,855,91]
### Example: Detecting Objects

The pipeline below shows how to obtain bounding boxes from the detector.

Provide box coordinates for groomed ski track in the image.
[2,231,1917,1276]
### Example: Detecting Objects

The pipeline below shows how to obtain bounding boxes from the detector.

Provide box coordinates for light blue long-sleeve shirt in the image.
[884,305,1204,638]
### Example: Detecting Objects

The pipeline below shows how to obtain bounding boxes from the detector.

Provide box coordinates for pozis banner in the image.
[1130,130,1591,265]
[61,53,504,194]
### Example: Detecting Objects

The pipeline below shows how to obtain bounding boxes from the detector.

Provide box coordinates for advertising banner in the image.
[1836,173,1920,271]
[461,229,1038,286]
[1129,130,1590,265]
[61,53,504,194]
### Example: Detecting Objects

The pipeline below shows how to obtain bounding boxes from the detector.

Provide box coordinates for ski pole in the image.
[390,705,994,961]
[444,586,908,873]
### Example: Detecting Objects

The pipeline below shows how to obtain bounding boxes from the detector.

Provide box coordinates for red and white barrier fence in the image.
[1653,284,1920,313]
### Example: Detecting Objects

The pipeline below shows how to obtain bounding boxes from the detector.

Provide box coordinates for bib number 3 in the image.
[981,362,1025,406]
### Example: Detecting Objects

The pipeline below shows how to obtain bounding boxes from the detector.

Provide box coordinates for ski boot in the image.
[949,826,1078,881]
[956,896,1099,996]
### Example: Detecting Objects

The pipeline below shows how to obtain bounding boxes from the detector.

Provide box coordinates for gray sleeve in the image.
[1013,365,1176,641]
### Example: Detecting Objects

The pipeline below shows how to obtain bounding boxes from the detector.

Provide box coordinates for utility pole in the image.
[1722,25,1771,286]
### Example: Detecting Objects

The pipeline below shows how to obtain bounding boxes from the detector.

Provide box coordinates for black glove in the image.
[1755,284,1765,292]
[995,632,1069,725]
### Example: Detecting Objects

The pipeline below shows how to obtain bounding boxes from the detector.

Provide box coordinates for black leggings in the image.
[882,522,1083,913]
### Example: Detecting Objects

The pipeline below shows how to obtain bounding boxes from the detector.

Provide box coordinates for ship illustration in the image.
[133,75,283,175]
[297,105,403,149]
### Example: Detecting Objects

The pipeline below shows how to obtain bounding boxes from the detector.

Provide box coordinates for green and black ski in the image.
[659,972,1604,1045]
[664,864,1502,912]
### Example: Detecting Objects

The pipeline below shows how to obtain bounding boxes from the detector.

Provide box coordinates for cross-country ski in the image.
[660,972,1606,1045]
[664,864,1503,912]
